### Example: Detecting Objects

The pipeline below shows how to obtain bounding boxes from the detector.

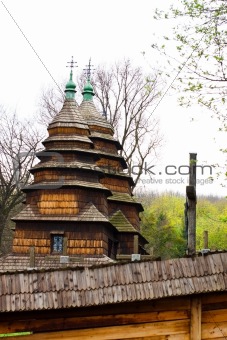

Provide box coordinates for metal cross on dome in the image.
[83,58,95,81]
[66,56,78,72]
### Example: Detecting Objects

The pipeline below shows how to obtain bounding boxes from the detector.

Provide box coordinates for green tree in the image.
[140,193,227,258]
[154,0,227,122]
[196,197,227,249]
[140,194,186,259]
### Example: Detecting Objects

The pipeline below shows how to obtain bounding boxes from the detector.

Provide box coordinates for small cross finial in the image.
[83,58,95,81]
[66,56,78,77]
[65,56,77,99]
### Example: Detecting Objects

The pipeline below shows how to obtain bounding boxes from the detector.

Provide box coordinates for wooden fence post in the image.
[186,153,197,255]
[203,230,208,249]
[29,246,35,268]
[133,235,139,254]
[190,296,201,340]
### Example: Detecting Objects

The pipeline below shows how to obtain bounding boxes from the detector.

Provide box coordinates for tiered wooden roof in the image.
[11,72,147,259]
[48,99,88,130]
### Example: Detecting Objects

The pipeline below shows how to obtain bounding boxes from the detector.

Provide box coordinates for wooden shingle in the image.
[109,210,137,233]
[0,252,227,312]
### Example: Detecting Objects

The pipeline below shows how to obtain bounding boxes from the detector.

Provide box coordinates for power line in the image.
[149,23,213,116]
[1,1,64,96]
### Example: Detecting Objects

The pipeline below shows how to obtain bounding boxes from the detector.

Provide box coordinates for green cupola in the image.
[65,70,76,99]
[82,79,95,101]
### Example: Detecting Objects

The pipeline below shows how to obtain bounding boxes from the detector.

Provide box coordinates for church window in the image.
[51,235,64,253]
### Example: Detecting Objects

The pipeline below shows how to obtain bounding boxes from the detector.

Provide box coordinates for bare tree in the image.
[92,60,162,186]
[0,107,43,250]
[37,82,65,125]
[38,60,163,186]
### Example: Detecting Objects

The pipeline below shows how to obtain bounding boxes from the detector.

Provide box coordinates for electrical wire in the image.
[1,1,64,96]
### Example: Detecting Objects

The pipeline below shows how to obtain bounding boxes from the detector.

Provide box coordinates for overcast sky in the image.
[0,0,226,197]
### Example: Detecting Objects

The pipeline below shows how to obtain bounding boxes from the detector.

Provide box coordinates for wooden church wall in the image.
[117,233,134,254]
[44,140,91,150]
[37,191,79,215]
[26,189,108,216]
[96,158,123,171]
[100,177,131,194]
[48,127,89,136]
[89,125,113,135]
[92,140,118,153]
[13,223,116,256]
[34,170,99,184]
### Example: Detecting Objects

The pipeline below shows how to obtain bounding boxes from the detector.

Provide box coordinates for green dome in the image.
[65,79,76,90]
[83,81,93,92]
[65,70,76,99]
[82,80,95,101]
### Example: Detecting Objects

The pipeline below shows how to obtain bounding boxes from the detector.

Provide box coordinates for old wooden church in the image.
[1,64,227,340]
[10,65,147,265]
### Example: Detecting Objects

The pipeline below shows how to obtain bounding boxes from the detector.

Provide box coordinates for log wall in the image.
[44,141,91,150]
[96,158,123,171]
[27,189,108,215]
[93,140,118,154]
[89,125,113,135]
[37,191,79,215]
[117,233,134,254]
[12,223,116,256]
[100,177,131,194]
[33,170,99,184]
[48,127,89,136]
[1,292,227,339]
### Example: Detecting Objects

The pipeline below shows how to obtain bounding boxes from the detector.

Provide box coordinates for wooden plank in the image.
[202,321,227,339]
[202,309,227,323]
[190,297,201,340]
[121,336,189,340]
[0,298,191,324]
[8,320,190,340]
[202,292,227,310]
[0,310,189,333]
[203,338,227,340]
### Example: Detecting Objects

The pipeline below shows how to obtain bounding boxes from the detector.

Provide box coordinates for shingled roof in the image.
[48,99,88,129]
[79,100,114,132]
[12,201,110,222]
[42,134,93,145]
[0,254,112,273]
[0,252,226,312]
[110,210,137,232]
[108,192,143,211]
[22,180,111,192]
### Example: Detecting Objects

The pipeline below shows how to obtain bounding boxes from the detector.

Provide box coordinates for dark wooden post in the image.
[203,230,208,249]
[133,235,139,254]
[186,153,197,256]
[29,246,35,268]
[63,236,68,256]
[190,296,201,340]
